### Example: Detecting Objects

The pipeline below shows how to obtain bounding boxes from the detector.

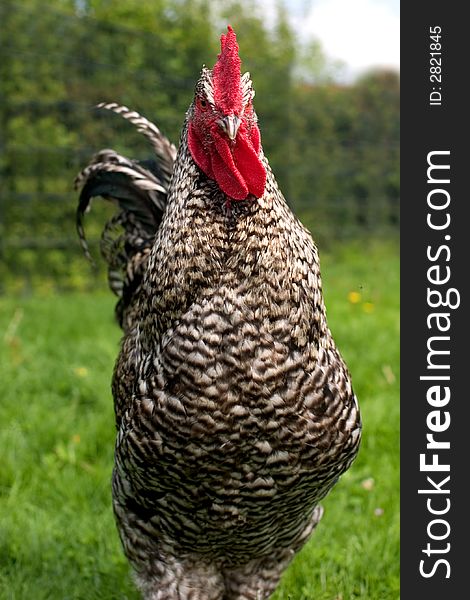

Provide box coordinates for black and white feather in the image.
[75,104,176,327]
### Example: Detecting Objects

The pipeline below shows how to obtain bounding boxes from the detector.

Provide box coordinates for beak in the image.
[219,115,241,140]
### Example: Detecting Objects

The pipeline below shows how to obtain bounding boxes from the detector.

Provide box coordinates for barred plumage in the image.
[75,26,361,600]
[96,102,177,175]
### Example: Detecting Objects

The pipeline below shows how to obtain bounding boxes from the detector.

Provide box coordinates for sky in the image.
[264,0,400,81]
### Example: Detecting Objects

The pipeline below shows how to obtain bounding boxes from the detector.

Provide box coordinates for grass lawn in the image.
[0,238,399,599]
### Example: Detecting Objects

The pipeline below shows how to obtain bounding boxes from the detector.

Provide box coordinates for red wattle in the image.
[232,126,266,199]
[250,123,261,155]
[188,122,267,201]
[211,132,249,200]
[188,123,214,179]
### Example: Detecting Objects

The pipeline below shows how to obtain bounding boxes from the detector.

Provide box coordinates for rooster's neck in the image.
[140,125,325,342]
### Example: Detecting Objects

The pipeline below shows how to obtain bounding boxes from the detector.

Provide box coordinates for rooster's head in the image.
[188,26,267,201]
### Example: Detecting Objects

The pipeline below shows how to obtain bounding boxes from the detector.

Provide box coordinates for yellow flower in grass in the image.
[348,291,362,304]
[363,302,375,314]
[73,366,89,378]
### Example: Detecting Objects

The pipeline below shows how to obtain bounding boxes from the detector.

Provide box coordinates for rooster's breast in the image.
[114,282,360,559]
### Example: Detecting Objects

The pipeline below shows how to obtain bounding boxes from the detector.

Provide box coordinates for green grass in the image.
[0,238,399,599]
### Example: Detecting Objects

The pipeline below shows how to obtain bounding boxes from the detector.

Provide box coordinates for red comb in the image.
[212,25,243,115]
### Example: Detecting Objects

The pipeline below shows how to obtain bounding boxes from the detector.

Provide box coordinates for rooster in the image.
[75,26,361,600]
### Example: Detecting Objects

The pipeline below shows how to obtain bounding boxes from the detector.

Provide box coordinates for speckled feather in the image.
[76,71,361,600]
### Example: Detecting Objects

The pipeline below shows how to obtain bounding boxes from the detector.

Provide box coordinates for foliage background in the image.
[0,0,399,598]
[0,0,399,294]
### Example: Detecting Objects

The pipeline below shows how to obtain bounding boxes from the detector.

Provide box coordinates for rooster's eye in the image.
[199,98,208,110]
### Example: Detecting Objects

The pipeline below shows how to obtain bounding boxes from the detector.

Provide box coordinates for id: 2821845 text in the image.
[429,26,443,106]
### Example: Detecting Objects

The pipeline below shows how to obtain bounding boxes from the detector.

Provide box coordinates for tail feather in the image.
[95,102,177,178]
[75,105,176,328]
